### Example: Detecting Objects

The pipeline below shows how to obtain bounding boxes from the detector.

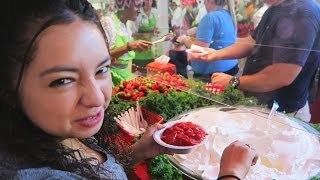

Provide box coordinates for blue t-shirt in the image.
[243,0,320,112]
[191,9,238,75]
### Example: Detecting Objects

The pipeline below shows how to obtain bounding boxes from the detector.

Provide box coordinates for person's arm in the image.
[218,141,258,180]
[233,15,316,92]
[213,12,317,91]
[237,63,301,92]
[211,63,302,92]
[178,35,208,49]
[109,40,152,59]
[109,43,131,59]
[187,36,256,61]
[214,36,256,61]
[185,12,256,61]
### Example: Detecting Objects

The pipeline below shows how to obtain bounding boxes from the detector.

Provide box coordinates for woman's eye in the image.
[49,78,74,88]
[96,66,110,75]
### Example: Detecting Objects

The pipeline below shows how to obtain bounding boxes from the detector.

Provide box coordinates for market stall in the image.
[106,74,320,180]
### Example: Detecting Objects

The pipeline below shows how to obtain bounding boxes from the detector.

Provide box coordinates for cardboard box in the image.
[146,62,176,76]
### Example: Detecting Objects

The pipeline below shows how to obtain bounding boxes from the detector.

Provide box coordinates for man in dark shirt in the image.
[188,0,320,122]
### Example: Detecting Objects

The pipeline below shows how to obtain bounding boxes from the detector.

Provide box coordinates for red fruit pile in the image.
[205,83,225,95]
[113,74,190,101]
[149,72,190,89]
[113,77,170,101]
[161,122,207,146]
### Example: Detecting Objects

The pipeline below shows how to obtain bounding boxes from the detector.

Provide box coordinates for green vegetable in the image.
[140,90,216,121]
[186,80,257,106]
[148,155,182,180]
[140,86,257,122]
[211,86,257,106]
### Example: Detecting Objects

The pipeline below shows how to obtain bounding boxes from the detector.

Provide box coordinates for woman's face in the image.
[204,0,215,11]
[144,0,152,7]
[125,5,140,21]
[19,19,112,139]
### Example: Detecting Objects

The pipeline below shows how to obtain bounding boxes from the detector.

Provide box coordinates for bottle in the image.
[186,65,194,79]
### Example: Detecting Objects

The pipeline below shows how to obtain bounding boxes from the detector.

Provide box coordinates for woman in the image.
[183,4,196,30]
[0,0,167,179]
[132,0,159,71]
[0,0,257,179]
[178,0,239,82]
[101,1,152,86]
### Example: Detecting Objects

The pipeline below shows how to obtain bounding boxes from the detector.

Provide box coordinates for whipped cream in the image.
[170,107,320,179]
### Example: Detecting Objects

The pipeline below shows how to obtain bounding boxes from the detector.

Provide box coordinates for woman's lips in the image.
[76,111,103,128]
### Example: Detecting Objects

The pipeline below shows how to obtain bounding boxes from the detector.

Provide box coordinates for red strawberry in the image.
[138,92,145,97]
[139,85,147,92]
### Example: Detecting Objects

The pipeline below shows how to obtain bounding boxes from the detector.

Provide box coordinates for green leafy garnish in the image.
[148,155,182,180]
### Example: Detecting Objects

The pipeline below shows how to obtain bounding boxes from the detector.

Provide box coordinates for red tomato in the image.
[205,83,225,94]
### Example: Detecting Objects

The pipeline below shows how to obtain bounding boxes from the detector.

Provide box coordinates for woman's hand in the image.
[130,123,173,166]
[127,40,152,52]
[218,141,259,179]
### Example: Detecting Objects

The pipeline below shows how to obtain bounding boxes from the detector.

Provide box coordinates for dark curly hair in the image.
[0,0,130,179]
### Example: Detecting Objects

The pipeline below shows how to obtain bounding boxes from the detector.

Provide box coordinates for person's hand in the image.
[130,123,173,165]
[128,40,152,52]
[138,33,150,39]
[176,34,188,44]
[218,141,259,180]
[211,73,233,87]
[186,27,197,36]
[187,47,217,61]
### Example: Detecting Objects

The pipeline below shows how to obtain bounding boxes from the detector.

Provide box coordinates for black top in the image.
[243,0,320,112]
[169,50,189,78]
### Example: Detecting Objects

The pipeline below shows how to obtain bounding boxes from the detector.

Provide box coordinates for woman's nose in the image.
[80,79,105,108]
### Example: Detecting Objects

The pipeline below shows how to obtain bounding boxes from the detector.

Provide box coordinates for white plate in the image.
[185,49,208,57]
[153,121,207,154]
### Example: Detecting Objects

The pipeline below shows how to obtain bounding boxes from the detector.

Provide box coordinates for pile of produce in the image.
[113,73,189,102]
[149,72,190,89]
[140,86,258,121]
[140,90,216,121]
[112,77,163,101]
[204,83,225,94]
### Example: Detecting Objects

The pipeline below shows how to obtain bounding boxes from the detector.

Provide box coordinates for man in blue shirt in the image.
[178,0,238,82]
[189,0,320,122]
